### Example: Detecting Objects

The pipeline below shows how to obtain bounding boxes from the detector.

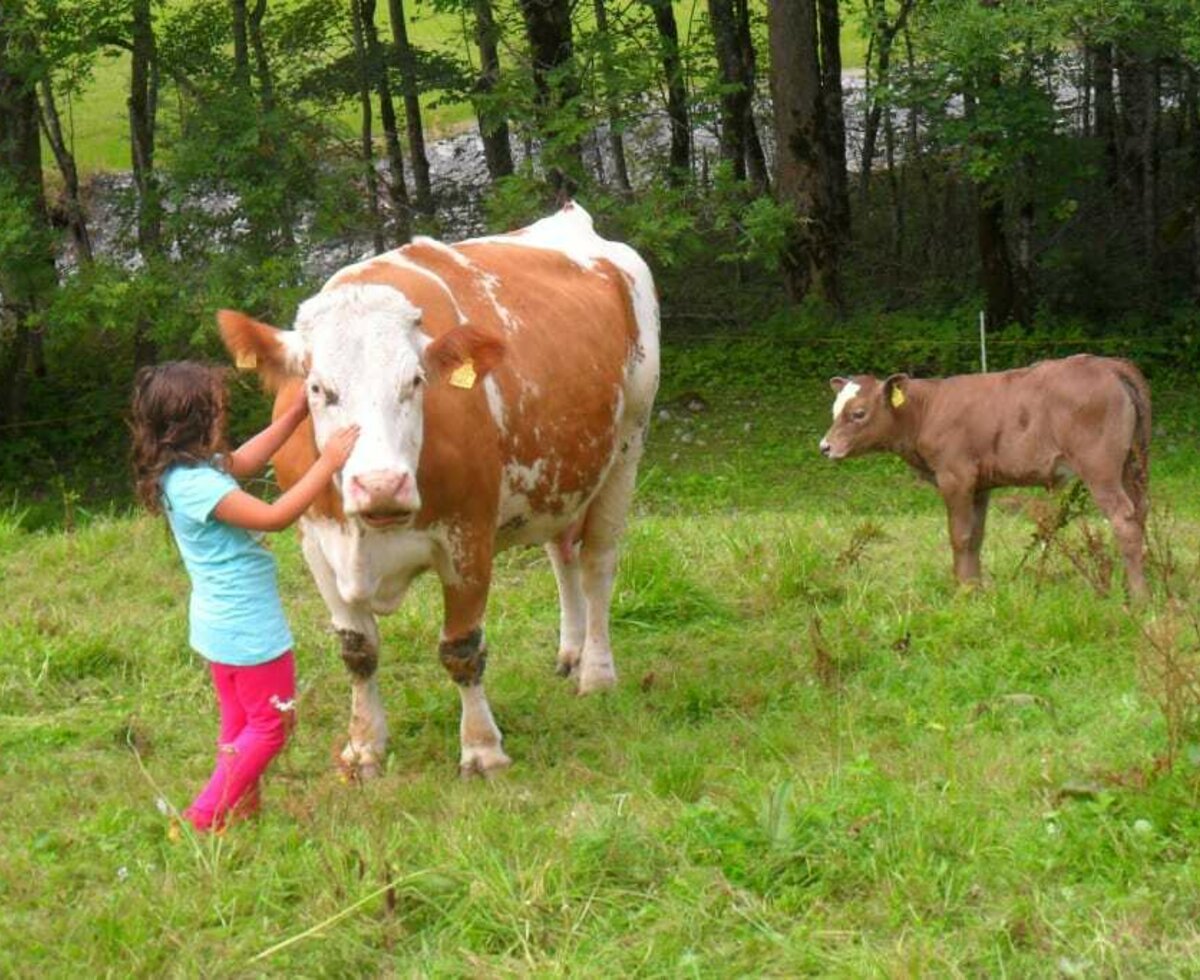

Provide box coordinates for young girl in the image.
[131,361,359,832]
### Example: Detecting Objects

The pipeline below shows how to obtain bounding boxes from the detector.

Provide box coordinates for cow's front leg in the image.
[440,580,511,778]
[301,528,388,779]
[939,477,987,586]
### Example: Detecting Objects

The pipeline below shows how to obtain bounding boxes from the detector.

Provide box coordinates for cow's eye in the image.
[851,408,867,421]
[310,382,339,406]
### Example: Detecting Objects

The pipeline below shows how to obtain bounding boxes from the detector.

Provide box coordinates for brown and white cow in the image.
[819,354,1151,597]
[218,203,659,777]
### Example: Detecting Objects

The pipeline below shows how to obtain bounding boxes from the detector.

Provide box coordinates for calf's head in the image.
[218,284,504,527]
[819,374,909,460]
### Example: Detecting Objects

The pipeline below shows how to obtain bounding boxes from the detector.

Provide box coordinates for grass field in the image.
[3,347,1200,974]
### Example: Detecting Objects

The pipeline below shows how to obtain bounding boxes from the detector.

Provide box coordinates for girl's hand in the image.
[321,425,360,471]
[286,386,310,422]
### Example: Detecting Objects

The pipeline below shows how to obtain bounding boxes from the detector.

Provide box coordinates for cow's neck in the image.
[891,379,935,479]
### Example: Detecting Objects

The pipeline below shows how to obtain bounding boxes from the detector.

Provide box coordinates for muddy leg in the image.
[300,530,388,778]
[441,581,511,777]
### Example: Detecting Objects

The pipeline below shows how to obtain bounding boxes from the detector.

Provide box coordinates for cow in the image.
[818,354,1150,598]
[217,203,659,778]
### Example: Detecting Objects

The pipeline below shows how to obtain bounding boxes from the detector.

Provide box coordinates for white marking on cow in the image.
[832,381,861,419]
[483,375,506,433]
[378,252,468,325]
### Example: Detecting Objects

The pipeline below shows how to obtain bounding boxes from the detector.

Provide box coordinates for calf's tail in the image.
[1116,364,1151,528]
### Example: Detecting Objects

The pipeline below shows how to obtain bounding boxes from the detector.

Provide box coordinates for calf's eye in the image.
[851,409,867,421]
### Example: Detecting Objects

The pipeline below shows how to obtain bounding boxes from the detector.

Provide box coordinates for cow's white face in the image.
[293,285,429,527]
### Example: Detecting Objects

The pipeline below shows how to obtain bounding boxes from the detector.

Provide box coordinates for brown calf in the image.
[819,354,1151,597]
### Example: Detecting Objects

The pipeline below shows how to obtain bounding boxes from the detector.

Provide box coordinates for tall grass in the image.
[3,372,1200,974]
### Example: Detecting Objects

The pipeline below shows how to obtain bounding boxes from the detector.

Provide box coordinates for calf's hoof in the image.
[555,648,581,678]
[459,744,512,780]
[576,665,617,695]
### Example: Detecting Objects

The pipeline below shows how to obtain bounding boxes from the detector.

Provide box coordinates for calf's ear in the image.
[883,373,910,410]
[830,377,849,392]
[217,310,308,393]
[424,324,506,387]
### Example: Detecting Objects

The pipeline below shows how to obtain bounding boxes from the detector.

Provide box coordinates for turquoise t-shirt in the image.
[161,462,294,666]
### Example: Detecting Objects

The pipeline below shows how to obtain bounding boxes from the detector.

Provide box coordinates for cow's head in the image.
[218,284,504,527]
[819,373,909,460]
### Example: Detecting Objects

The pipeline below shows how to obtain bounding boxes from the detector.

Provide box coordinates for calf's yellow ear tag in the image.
[890,386,906,408]
[236,350,257,371]
[449,359,477,390]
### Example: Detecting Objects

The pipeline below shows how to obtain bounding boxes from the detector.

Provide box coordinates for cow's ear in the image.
[217,309,307,393]
[424,324,506,386]
[830,377,850,393]
[883,373,910,411]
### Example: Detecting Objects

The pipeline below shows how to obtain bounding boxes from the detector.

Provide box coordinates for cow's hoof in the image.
[555,649,581,678]
[576,666,617,695]
[459,745,512,780]
[339,748,384,783]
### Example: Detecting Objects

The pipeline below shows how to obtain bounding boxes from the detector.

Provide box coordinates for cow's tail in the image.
[1116,362,1151,529]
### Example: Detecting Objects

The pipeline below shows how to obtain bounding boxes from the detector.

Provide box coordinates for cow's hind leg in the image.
[301,531,388,779]
[1082,474,1147,600]
[575,450,641,694]
[441,579,511,777]
[546,525,586,678]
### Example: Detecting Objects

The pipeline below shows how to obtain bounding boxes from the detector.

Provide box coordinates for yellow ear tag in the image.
[449,359,477,390]
[236,351,257,371]
[890,386,906,408]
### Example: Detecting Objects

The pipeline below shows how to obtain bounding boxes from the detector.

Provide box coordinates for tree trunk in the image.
[473,0,514,181]
[593,0,631,195]
[767,0,841,306]
[360,0,411,245]
[519,0,582,188]
[709,0,747,180]
[248,0,295,249]
[817,0,848,240]
[387,0,432,214]
[350,0,384,253]
[231,0,251,89]
[0,6,56,418]
[1091,41,1117,188]
[646,0,690,184]
[735,0,769,193]
[38,76,92,263]
[130,0,160,366]
[860,0,913,203]
[1188,67,1200,304]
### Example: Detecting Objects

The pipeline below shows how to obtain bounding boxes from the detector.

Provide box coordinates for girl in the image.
[131,361,359,832]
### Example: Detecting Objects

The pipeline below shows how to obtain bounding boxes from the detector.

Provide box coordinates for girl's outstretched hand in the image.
[321,425,360,471]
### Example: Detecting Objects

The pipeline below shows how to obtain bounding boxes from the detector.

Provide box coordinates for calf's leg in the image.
[939,479,989,586]
[1085,479,1148,600]
[440,578,511,777]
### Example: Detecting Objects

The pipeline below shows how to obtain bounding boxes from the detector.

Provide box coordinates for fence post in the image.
[979,310,988,373]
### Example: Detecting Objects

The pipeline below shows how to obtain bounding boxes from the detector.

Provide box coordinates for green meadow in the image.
[3,340,1200,974]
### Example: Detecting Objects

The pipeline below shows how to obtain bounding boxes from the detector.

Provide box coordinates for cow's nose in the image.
[819,440,832,457]
[349,470,417,511]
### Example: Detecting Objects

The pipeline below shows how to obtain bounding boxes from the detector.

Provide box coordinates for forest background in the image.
[2,0,1199,524]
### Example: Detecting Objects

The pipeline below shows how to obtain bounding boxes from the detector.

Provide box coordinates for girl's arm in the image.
[214,425,360,532]
[225,388,310,480]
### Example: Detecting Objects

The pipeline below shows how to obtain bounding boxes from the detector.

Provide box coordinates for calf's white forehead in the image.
[831,381,861,419]
[296,284,425,385]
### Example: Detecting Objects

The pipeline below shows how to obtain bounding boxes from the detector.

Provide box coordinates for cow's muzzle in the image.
[347,470,420,527]
[819,438,843,460]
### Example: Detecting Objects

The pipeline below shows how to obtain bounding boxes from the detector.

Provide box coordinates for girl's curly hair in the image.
[130,361,230,514]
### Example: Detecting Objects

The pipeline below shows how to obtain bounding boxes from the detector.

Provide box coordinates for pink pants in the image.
[184,650,295,832]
